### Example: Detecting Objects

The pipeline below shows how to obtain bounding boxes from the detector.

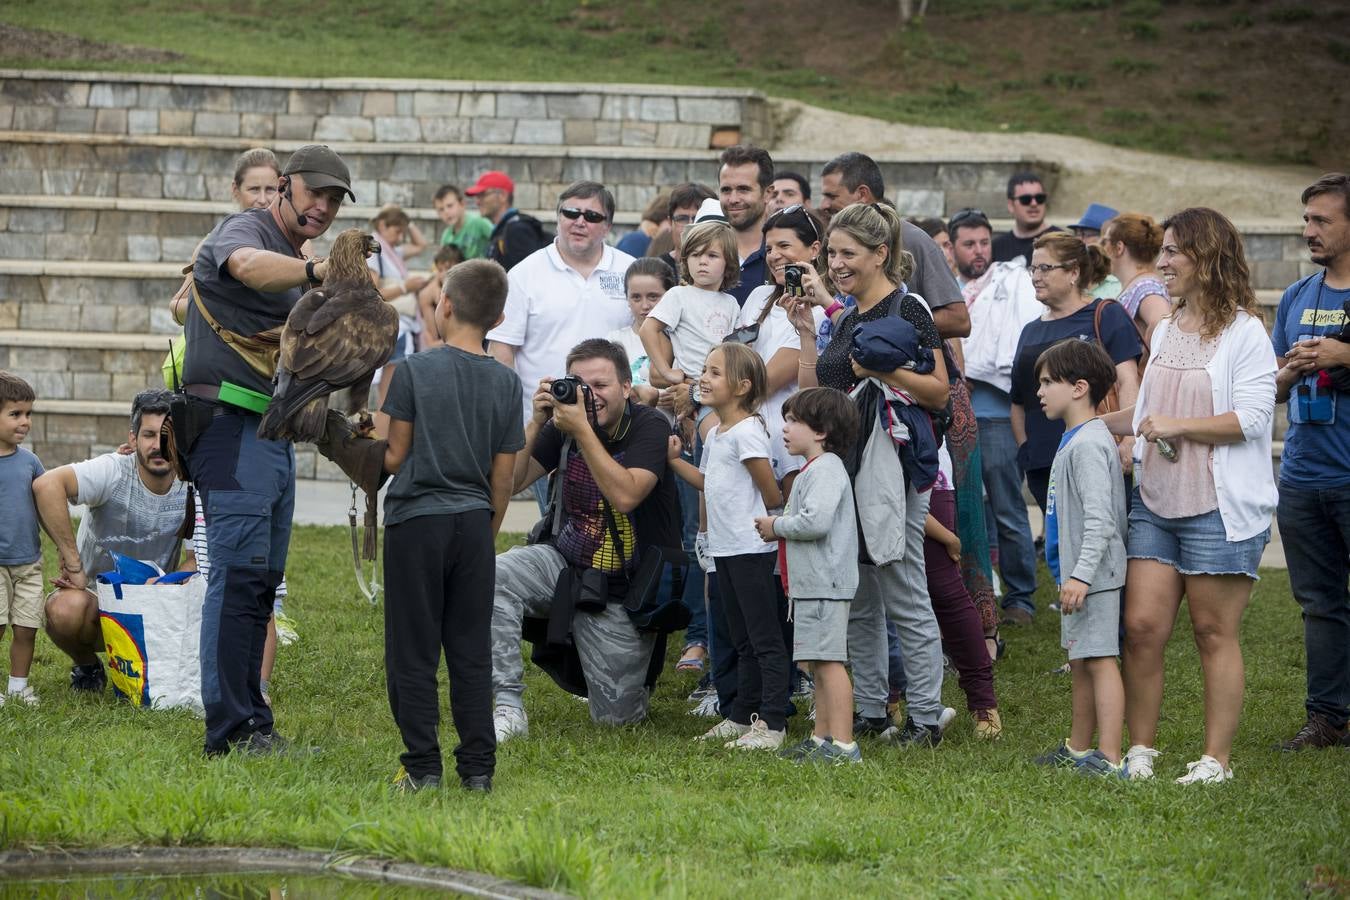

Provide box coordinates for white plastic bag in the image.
[97,576,206,716]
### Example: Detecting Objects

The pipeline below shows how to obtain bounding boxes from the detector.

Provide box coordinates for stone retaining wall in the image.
[0,71,773,150]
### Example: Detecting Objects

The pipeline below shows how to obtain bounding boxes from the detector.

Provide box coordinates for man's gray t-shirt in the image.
[73,453,188,581]
[0,447,45,566]
[185,207,305,395]
[380,346,525,527]
[902,220,961,310]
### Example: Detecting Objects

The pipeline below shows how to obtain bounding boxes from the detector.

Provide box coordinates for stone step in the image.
[1,69,773,150]
[0,131,1027,219]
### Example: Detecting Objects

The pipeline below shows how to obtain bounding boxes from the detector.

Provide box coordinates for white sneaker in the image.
[273,612,300,647]
[689,692,721,718]
[5,686,38,707]
[493,705,529,743]
[726,717,785,750]
[696,718,749,742]
[1175,754,1233,785]
[937,706,957,733]
[1124,744,1160,780]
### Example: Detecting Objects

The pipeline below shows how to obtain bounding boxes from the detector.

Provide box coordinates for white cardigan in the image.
[1133,311,1277,542]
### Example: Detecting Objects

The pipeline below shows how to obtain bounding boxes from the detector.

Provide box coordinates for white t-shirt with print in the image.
[605,325,650,386]
[699,416,777,557]
[648,285,739,378]
[72,452,188,582]
[739,285,825,478]
[487,242,636,424]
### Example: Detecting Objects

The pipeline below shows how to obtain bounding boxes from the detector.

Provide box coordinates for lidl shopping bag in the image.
[96,575,206,716]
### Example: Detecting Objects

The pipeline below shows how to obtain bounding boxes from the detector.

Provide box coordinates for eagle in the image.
[257,229,400,443]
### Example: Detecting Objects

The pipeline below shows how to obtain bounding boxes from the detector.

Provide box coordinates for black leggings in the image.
[715,553,789,731]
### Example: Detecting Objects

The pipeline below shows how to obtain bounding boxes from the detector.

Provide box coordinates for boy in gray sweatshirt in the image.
[754,388,860,764]
[1032,339,1128,777]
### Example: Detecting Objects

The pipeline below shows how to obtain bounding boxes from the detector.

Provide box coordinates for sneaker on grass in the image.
[852,713,894,738]
[1123,744,1160,780]
[1175,755,1232,785]
[884,716,942,749]
[392,766,441,793]
[818,740,863,765]
[1276,714,1348,751]
[689,692,721,718]
[1033,741,1090,768]
[493,705,528,743]
[792,668,815,700]
[273,611,300,647]
[937,706,957,733]
[726,717,785,750]
[697,718,749,742]
[779,735,828,763]
[1073,749,1126,778]
[70,662,106,693]
[4,686,38,707]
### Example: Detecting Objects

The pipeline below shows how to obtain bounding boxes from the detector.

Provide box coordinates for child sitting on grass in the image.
[0,372,43,707]
[1030,339,1128,777]
[668,343,786,750]
[752,387,860,763]
[380,259,524,793]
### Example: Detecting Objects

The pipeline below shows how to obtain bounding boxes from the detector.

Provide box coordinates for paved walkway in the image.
[290,478,1287,569]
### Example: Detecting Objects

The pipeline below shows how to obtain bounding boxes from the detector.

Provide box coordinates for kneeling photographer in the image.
[491,338,685,741]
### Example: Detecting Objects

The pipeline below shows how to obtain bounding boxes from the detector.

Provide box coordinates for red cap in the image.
[464,171,514,196]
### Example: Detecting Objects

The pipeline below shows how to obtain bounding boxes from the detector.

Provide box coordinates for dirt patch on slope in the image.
[0,23,182,65]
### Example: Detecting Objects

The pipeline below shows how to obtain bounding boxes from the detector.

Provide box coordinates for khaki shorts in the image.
[1,562,45,629]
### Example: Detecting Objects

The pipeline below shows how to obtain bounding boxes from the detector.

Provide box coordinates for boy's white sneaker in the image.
[492,705,528,743]
[1175,754,1233,785]
[5,686,38,707]
[726,717,785,750]
[696,718,749,742]
[937,706,957,733]
[1124,744,1160,780]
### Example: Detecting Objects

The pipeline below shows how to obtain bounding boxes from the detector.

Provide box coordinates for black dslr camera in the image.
[550,375,589,405]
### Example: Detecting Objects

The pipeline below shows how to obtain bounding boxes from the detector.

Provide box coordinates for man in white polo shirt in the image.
[488,181,636,428]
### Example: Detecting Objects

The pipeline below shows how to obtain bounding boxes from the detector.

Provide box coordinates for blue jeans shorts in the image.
[1126,488,1268,580]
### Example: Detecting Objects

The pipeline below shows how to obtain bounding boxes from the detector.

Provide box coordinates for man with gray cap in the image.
[180,144,352,757]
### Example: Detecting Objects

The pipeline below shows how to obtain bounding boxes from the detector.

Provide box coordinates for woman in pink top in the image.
[1104,208,1277,786]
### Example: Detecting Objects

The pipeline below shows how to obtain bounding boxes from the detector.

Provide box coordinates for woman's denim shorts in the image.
[1127,488,1268,580]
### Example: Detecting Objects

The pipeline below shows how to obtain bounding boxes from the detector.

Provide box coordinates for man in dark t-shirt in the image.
[183,144,352,757]
[490,339,681,741]
[992,172,1062,264]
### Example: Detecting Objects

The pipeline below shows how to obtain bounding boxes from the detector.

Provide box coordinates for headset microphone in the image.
[282,177,309,226]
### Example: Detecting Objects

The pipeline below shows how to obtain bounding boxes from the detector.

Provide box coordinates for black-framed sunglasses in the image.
[559,206,607,224]
[765,204,820,243]
[948,207,990,230]
[1014,193,1048,206]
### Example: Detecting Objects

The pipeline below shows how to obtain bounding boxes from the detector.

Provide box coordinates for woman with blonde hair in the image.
[1105,207,1276,784]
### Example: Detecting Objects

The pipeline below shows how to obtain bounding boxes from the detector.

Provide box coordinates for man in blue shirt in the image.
[717,144,772,306]
[1273,173,1350,751]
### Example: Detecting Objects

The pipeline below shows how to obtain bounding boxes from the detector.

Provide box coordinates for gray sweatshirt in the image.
[1049,417,1127,591]
[772,452,859,600]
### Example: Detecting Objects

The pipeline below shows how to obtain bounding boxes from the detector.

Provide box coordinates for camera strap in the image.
[550,436,572,538]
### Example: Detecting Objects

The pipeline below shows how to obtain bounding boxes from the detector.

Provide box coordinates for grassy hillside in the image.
[0,0,1345,167]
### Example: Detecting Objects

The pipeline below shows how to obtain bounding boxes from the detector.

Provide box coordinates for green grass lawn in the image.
[1,525,1346,897]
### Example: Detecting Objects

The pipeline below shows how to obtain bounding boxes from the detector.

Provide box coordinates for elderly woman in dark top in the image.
[784,202,951,746]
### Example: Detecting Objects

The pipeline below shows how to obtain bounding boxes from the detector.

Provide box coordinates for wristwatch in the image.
[688,382,702,408]
[305,258,321,287]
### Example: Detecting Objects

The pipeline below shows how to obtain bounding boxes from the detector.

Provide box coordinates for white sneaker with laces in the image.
[1124,744,1160,780]
[726,717,785,750]
[689,692,721,718]
[5,686,38,707]
[493,704,529,743]
[937,706,957,733]
[697,718,749,741]
[1175,754,1233,785]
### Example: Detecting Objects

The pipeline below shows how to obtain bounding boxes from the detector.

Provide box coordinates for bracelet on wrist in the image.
[824,300,845,318]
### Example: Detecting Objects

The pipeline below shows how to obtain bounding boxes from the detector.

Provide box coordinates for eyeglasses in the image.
[1014,193,1048,206]
[764,204,820,243]
[671,214,696,225]
[559,206,607,224]
[948,207,990,230]
[1028,263,1071,275]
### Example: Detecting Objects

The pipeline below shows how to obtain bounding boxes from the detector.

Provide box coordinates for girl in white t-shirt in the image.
[606,257,677,402]
[669,343,788,751]
[640,221,741,439]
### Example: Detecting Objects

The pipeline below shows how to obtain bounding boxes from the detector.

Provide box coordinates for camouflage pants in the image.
[491,543,653,726]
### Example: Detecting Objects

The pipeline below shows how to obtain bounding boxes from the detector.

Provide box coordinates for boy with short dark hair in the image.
[0,372,44,706]
[381,258,525,793]
[1031,339,1128,776]
[753,387,860,764]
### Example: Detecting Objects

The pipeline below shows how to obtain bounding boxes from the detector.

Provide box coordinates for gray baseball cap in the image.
[282,144,355,201]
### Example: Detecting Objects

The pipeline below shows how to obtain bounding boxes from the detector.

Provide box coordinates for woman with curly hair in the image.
[1105,207,1277,784]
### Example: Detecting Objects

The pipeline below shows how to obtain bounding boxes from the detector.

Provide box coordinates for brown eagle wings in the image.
[256,229,400,443]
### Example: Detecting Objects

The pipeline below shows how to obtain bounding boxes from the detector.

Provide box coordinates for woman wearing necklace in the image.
[1008,233,1143,513]
[1102,207,1276,785]
[1102,213,1171,347]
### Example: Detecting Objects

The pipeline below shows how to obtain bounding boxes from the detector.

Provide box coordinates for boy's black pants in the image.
[384,510,496,781]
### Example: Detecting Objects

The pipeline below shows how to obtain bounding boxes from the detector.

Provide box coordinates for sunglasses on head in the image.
[723,322,760,345]
[948,207,990,230]
[1014,193,1048,206]
[559,206,607,224]
[766,204,820,243]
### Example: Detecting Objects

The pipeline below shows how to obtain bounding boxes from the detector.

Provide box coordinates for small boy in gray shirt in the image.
[1033,339,1128,777]
[0,372,44,706]
[754,388,860,764]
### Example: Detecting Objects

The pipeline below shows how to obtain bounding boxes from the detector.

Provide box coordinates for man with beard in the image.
[35,389,194,693]
[947,208,1043,625]
[717,145,773,306]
